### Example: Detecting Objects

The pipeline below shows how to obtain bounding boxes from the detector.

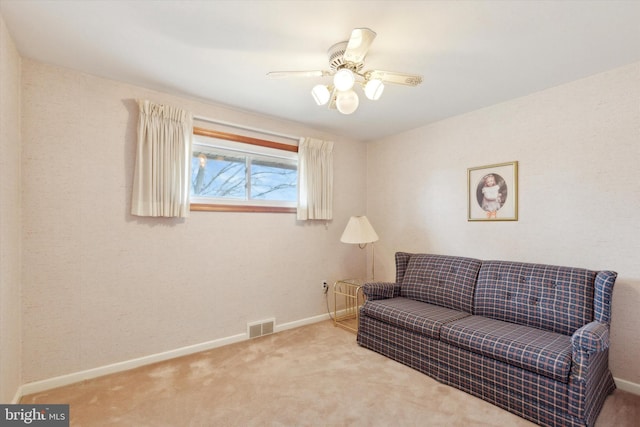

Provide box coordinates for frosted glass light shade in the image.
[335,89,359,115]
[340,216,379,244]
[364,79,384,100]
[333,68,355,91]
[311,85,330,105]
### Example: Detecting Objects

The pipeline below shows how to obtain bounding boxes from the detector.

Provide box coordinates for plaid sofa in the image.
[357,253,617,427]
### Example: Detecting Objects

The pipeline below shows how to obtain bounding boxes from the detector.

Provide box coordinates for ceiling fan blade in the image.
[343,28,376,63]
[367,70,423,86]
[266,70,329,79]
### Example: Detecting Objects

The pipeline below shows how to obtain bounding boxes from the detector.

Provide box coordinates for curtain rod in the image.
[193,115,301,143]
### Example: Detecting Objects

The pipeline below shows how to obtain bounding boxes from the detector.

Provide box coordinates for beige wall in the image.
[367,62,640,385]
[20,59,367,383]
[0,14,22,402]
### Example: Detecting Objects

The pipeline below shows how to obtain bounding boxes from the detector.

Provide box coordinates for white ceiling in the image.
[2,0,640,142]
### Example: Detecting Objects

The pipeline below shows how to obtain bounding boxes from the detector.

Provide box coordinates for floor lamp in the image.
[340,216,379,280]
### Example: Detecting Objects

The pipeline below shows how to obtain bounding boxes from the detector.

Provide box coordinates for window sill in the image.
[190,203,296,213]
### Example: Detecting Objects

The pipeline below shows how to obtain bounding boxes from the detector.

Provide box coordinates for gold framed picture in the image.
[468,161,518,221]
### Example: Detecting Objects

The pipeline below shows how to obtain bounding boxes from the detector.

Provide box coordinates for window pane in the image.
[190,134,298,211]
[250,158,297,201]
[191,152,246,199]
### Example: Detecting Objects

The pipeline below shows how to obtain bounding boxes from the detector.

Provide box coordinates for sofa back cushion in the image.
[400,254,482,313]
[475,260,597,336]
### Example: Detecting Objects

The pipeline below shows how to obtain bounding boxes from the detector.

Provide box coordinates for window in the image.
[190,128,298,212]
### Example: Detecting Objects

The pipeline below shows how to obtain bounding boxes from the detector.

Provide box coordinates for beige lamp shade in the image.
[340,216,379,245]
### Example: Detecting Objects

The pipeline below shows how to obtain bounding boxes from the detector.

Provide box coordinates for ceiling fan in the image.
[267,28,423,115]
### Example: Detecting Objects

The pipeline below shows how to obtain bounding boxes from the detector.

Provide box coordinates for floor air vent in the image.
[248,319,275,339]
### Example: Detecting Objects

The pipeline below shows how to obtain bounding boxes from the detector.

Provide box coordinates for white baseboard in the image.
[615,377,640,396]
[276,312,331,333]
[17,313,331,400]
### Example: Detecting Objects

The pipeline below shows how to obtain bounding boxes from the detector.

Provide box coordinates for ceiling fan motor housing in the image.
[328,41,364,73]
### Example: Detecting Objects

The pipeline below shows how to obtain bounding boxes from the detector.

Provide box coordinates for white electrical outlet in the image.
[322,280,328,293]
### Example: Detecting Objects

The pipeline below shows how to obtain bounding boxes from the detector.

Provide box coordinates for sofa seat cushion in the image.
[440,315,572,383]
[361,297,471,339]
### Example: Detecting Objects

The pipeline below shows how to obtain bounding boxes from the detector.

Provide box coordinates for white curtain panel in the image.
[297,137,334,220]
[131,100,193,218]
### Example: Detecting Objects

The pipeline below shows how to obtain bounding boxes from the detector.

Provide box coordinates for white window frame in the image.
[190,128,298,213]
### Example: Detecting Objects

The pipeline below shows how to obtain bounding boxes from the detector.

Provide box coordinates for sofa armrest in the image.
[568,321,616,420]
[362,282,400,300]
[571,321,610,353]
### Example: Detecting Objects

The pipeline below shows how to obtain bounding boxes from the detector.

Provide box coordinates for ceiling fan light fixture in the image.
[334,68,355,91]
[267,28,422,116]
[336,89,359,115]
[364,79,384,100]
[311,84,331,105]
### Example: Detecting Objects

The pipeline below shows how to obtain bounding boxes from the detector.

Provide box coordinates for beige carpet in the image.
[21,320,640,426]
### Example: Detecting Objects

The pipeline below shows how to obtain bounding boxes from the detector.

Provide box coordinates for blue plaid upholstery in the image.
[572,321,610,353]
[400,254,482,313]
[356,253,617,427]
[395,252,412,283]
[594,271,616,324]
[358,313,442,377]
[441,315,572,382]
[475,261,598,336]
[435,341,581,427]
[362,282,400,301]
[362,297,470,339]
[358,315,580,426]
[569,347,616,426]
